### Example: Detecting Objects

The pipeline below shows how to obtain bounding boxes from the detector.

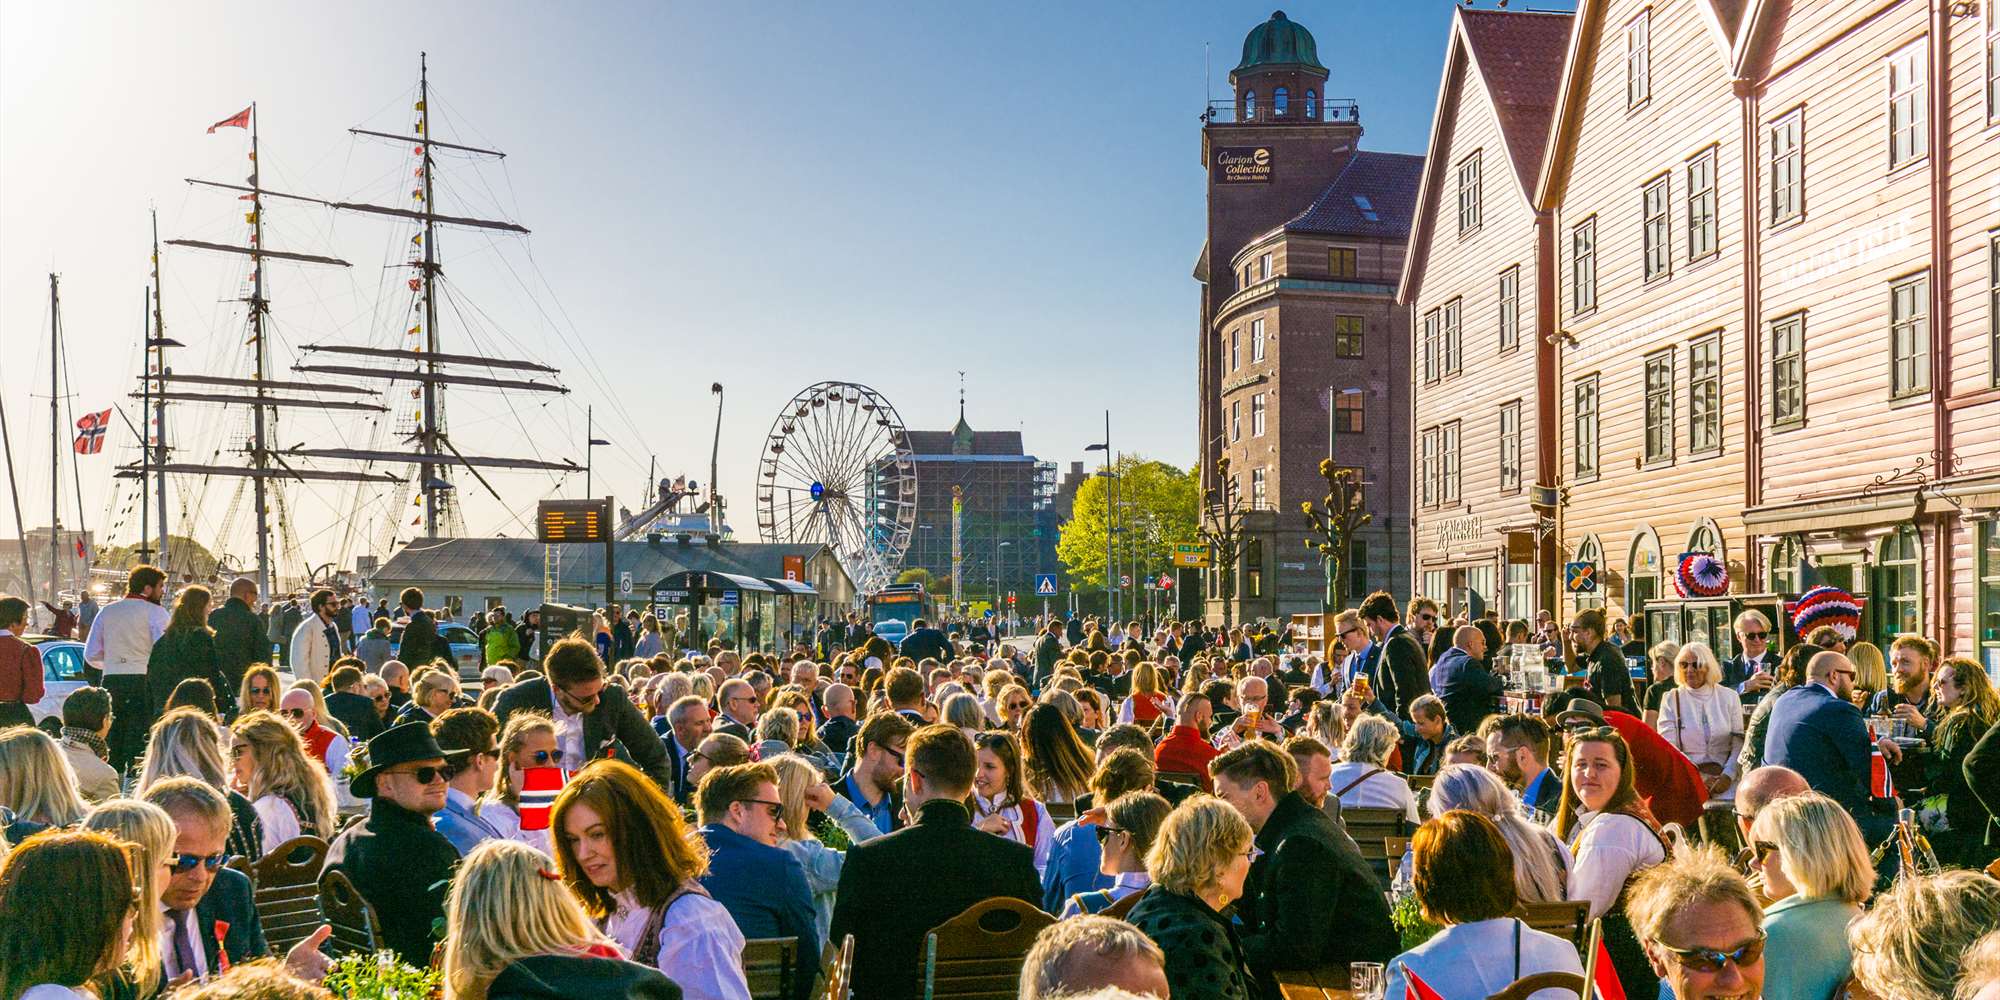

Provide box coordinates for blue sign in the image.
[1034,574,1058,597]
[720,590,740,606]
[810,481,824,500]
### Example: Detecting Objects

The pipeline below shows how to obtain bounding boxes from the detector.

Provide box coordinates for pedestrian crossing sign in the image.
[1035,574,1058,597]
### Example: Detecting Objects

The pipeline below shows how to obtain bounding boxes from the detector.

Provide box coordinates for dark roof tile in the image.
[1458,10,1573,191]
[1283,150,1426,240]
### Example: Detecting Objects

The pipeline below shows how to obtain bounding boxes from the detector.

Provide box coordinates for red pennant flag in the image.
[1592,936,1627,1000]
[1871,751,1894,798]
[207,106,252,133]
[211,920,232,972]
[519,767,566,831]
[407,277,421,291]
[73,408,112,454]
[1401,966,1445,1000]
[74,538,86,559]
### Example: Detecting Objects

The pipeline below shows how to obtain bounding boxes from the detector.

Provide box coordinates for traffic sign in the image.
[1007,591,1017,606]
[1171,543,1211,568]
[619,571,633,596]
[1034,574,1058,597]
[1159,574,1174,590]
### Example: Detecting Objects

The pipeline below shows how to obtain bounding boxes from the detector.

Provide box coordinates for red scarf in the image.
[300,721,337,765]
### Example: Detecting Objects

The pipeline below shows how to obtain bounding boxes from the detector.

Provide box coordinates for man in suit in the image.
[817,683,860,759]
[1210,741,1397,993]
[713,678,761,743]
[897,617,954,663]
[1765,650,1893,843]
[495,637,673,789]
[143,776,331,981]
[324,663,385,745]
[328,722,462,968]
[696,762,818,999]
[829,724,1041,1000]
[395,586,442,672]
[1429,625,1502,735]
[1358,591,1430,718]
[661,694,713,801]
[1033,621,1066,691]
[1719,610,1778,705]
[207,576,264,712]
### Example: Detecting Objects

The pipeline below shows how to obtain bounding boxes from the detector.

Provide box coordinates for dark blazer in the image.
[208,596,266,698]
[1720,651,1774,705]
[493,676,673,789]
[828,798,1040,1000]
[1377,625,1432,718]
[1428,646,1503,735]
[699,824,817,999]
[819,714,860,759]
[1238,791,1397,989]
[1965,718,2000,856]
[397,609,443,670]
[488,954,682,1000]
[326,690,384,744]
[897,627,954,663]
[196,866,271,968]
[1765,683,1885,838]
[326,798,460,968]
[146,627,223,717]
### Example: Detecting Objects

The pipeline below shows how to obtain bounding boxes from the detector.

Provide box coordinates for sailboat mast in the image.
[151,210,171,577]
[419,53,442,538]
[49,274,61,604]
[0,356,31,608]
[139,288,150,566]
[248,103,273,597]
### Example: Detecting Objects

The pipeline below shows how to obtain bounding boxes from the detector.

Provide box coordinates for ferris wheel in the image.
[755,382,916,596]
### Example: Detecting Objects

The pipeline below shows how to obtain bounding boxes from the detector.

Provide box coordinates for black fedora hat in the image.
[351,721,449,798]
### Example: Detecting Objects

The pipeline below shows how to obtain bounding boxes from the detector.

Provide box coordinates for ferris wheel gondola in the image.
[755,382,916,596]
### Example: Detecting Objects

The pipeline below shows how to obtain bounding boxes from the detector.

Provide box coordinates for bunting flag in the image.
[244,210,258,224]
[1400,966,1445,1000]
[73,409,112,454]
[411,233,422,246]
[206,106,252,133]
[74,538,86,559]
[414,100,425,111]
[1591,937,1626,1000]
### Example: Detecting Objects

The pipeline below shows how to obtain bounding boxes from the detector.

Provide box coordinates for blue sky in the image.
[0,1,1549,574]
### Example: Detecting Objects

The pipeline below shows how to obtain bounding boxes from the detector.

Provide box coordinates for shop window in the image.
[1628,528,1662,615]
[1978,521,2000,658]
[1769,534,1806,594]
[1875,523,1921,646]
[1505,562,1535,622]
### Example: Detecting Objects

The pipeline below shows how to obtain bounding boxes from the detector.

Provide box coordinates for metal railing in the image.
[1204,98,1360,125]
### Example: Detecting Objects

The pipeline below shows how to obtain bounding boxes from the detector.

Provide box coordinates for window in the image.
[1888,42,1927,169]
[1348,539,1368,595]
[1251,467,1267,507]
[1231,400,1241,441]
[1258,253,1273,282]
[1335,391,1364,434]
[1644,349,1675,463]
[1334,315,1364,358]
[1441,298,1462,377]
[1770,109,1803,224]
[1875,523,1921,646]
[1441,421,1461,505]
[1229,329,1240,371]
[1988,0,1999,123]
[1689,333,1721,453]
[1251,317,1267,363]
[1891,272,1930,396]
[1686,148,1718,260]
[1626,9,1651,108]
[1505,562,1535,622]
[1457,151,1483,234]
[1422,308,1441,384]
[1574,375,1599,479]
[1572,217,1597,313]
[1245,90,1257,119]
[1245,538,1264,598]
[1274,87,1290,117]
[1990,233,1998,386]
[1771,313,1805,426]
[1251,393,1266,436]
[1500,400,1522,494]
[1420,427,1438,508]
[1979,521,2000,663]
[1769,534,1805,593]
[1643,174,1671,281]
[1305,90,1318,119]
[1328,247,1358,278]
[1498,266,1520,352]
[1353,196,1380,222]
[1688,519,1725,562]
[1628,529,1663,614]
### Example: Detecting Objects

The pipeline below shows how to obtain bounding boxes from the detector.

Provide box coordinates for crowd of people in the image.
[2,571,1998,1000]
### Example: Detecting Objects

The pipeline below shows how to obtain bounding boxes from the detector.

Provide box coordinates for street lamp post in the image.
[1084,410,1112,619]
[583,404,610,500]
[1304,388,1370,613]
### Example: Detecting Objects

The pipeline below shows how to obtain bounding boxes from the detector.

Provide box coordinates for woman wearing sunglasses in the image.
[235,664,281,721]
[1745,791,1873,1000]
[552,759,753,1000]
[1059,790,1168,918]
[1553,727,1670,1000]
[971,730,1056,871]
[229,711,338,855]
[0,828,143,1000]
[137,708,265,862]
[484,713,562,855]
[80,799,175,1000]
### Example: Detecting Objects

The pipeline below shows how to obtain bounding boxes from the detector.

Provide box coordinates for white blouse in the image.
[251,794,302,855]
[1327,761,1421,824]
[603,887,751,1000]
[482,800,553,856]
[973,792,1057,873]
[1656,684,1745,797]
[1565,810,1666,920]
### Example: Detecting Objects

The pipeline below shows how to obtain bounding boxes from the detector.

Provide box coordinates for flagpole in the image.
[249,101,273,598]
[49,273,62,607]
[138,286,150,567]
[0,351,32,610]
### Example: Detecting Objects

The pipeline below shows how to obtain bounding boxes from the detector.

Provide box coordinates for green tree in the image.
[895,567,934,589]
[95,534,221,579]
[1056,456,1197,591]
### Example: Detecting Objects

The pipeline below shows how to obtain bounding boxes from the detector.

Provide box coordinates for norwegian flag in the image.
[519,766,567,831]
[73,409,111,455]
[1589,934,1626,1000]
[1401,965,1445,1000]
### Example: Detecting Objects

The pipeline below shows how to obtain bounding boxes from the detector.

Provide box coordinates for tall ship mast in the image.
[121,103,396,597]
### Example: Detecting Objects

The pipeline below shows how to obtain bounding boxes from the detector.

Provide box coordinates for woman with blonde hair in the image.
[632,614,665,661]
[1126,795,1258,1000]
[237,663,282,720]
[81,799,175,999]
[1641,640,1680,729]
[1425,763,1569,903]
[994,683,1035,731]
[1747,791,1873,1000]
[1327,714,1419,824]
[1655,640,1744,800]
[396,667,461,726]
[138,707,264,860]
[442,838,674,1000]
[1117,662,1174,726]
[1847,869,2000,1000]
[551,759,751,997]
[1022,703,1096,805]
[485,712,560,854]
[229,711,337,853]
[147,585,220,717]
[940,692,987,738]
[1847,641,1888,708]
[0,726,88,830]
[1304,699,1347,753]
[769,753,881,946]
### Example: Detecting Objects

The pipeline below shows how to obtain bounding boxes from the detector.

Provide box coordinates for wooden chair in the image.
[1486,971,1587,1000]
[1044,800,1078,824]
[1384,836,1410,878]
[822,934,855,1000]
[1407,772,1436,791]
[239,836,330,956]
[318,869,384,958]
[1341,807,1406,890]
[922,896,1055,1000]
[741,936,800,1000]
[1514,900,1591,951]
[1100,886,1148,921]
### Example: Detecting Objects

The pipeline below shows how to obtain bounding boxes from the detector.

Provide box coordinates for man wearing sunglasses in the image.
[696,762,818,998]
[1720,610,1778,705]
[493,636,672,791]
[327,721,461,968]
[1627,845,1766,1000]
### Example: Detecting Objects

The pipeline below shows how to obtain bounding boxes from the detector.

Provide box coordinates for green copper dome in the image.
[1234,10,1326,74]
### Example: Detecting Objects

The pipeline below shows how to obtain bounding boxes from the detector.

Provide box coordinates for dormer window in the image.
[1274,87,1289,117]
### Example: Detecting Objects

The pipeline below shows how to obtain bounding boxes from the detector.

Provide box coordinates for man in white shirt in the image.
[288,589,341,684]
[349,596,373,637]
[83,564,170,769]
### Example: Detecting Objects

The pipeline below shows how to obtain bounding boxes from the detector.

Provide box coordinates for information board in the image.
[537,500,609,544]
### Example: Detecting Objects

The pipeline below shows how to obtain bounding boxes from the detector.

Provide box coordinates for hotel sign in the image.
[1432,514,1485,554]
[1213,146,1273,184]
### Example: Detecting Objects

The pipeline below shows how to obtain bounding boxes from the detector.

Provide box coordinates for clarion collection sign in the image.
[1212,146,1273,184]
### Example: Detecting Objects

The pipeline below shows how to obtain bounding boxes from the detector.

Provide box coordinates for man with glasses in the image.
[1485,713,1560,818]
[287,588,343,685]
[328,721,461,967]
[1765,650,1894,843]
[1720,610,1778,704]
[697,762,818,998]
[1406,596,1442,652]
[430,706,504,856]
[278,688,353,804]
[839,711,915,835]
[1627,844,1766,1000]
[1356,591,1431,719]
[207,576,263,713]
[714,677,761,742]
[493,636,672,790]
[144,776,331,983]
